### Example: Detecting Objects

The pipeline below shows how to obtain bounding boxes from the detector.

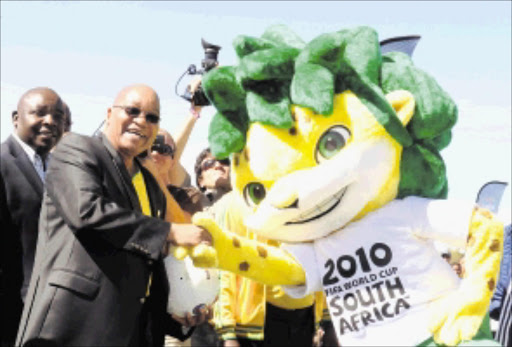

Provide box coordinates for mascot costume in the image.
[172,25,504,346]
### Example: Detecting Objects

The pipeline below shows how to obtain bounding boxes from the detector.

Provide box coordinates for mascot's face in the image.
[233,90,415,242]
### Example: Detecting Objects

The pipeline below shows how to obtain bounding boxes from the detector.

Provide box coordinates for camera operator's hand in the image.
[188,75,202,95]
[188,76,204,117]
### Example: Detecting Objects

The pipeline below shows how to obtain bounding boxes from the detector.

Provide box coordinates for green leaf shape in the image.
[291,63,334,115]
[233,35,277,58]
[261,24,306,50]
[208,112,247,159]
[293,26,390,129]
[295,27,381,86]
[246,90,293,128]
[381,52,458,140]
[202,66,247,116]
[295,31,350,74]
[237,47,300,87]
[342,26,381,85]
[421,129,452,151]
[398,143,447,199]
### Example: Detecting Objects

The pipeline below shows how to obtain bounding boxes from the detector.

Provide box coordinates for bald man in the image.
[16,84,211,346]
[1,87,65,346]
[62,101,72,133]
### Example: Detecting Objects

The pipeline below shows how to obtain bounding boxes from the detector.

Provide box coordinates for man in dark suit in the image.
[16,84,211,346]
[0,87,65,346]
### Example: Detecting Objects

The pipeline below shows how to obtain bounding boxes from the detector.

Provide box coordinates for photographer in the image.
[168,85,203,188]
[168,39,221,189]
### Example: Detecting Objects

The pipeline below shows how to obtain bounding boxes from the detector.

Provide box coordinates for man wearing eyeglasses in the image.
[16,84,212,347]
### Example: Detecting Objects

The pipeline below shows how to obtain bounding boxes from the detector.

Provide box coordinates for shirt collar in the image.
[12,132,38,163]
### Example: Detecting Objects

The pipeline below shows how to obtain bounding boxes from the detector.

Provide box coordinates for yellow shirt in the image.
[132,171,153,297]
[132,171,152,217]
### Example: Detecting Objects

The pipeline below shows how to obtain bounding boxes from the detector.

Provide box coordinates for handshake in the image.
[168,213,307,287]
[168,212,225,268]
[164,213,225,319]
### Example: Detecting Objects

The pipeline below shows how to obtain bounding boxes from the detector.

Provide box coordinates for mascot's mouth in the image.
[286,186,348,225]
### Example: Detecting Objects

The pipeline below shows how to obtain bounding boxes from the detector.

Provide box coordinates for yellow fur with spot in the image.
[428,207,503,345]
[189,89,503,346]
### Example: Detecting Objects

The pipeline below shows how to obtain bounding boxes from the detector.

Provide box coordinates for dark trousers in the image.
[191,321,219,347]
[263,303,315,346]
[1,299,22,347]
[218,304,315,347]
[235,338,263,347]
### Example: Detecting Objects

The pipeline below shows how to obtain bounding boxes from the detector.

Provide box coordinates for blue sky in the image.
[1,1,511,222]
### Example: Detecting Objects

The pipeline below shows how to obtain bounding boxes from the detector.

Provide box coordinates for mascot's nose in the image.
[268,187,299,209]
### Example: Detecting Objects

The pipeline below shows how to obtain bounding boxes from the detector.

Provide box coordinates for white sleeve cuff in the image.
[281,242,322,298]
[408,197,475,249]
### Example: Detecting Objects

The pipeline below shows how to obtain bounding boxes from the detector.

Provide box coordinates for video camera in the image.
[176,38,221,106]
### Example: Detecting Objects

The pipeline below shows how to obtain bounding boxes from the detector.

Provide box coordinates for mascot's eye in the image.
[244,183,266,207]
[315,126,351,162]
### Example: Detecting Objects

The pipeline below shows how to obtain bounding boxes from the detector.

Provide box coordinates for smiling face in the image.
[149,129,176,184]
[233,90,415,242]
[14,87,65,156]
[104,85,160,164]
[197,152,231,192]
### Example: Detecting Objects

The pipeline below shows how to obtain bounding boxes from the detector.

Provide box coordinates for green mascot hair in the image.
[202,25,457,199]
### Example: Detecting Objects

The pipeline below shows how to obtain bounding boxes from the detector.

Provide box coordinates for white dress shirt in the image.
[12,133,50,182]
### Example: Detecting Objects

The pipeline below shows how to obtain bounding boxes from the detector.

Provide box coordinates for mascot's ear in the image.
[385,90,415,127]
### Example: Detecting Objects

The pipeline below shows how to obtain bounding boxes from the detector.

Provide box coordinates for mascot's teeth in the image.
[287,187,347,225]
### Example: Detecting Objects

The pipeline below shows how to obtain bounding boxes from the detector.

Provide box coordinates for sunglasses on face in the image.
[112,105,160,124]
[201,158,230,172]
[151,143,175,157]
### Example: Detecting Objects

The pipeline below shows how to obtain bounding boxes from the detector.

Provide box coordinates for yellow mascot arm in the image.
[189,212,306,286]
[429,206,504,345]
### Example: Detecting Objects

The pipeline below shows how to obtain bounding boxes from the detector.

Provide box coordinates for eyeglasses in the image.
[151,143,175,157]
[200,158,230,172]
[112,105,160,124]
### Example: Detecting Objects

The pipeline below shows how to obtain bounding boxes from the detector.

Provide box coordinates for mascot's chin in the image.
[164,255,219,317]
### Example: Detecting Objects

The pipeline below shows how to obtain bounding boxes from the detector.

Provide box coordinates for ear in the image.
[106,107,112,126]
[12,110,19,129]
[385,90,415,127]
[197,175,205,191]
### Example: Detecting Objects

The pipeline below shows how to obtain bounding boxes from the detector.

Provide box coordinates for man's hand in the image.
[188,76,203,116]
[188,76,202,94]
[313,327,325,347]
[171,304,211,327]
[168,223,212,247]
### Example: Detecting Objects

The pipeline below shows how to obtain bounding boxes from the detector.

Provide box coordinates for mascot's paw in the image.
[190,244,218,268]
[429,280,490,345]
[170,245,191,260]
[186,212,227,268]
[429,207,503,346]
[168,245,219,268]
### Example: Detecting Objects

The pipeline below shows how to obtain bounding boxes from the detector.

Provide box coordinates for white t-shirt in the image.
[283,196,474,346]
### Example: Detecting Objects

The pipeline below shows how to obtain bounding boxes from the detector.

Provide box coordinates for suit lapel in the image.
[98,134,141,213]
[7,135,44,197]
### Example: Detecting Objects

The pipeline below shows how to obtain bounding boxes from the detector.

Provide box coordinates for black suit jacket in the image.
[16,133,188,347]
[0,135,45,345]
